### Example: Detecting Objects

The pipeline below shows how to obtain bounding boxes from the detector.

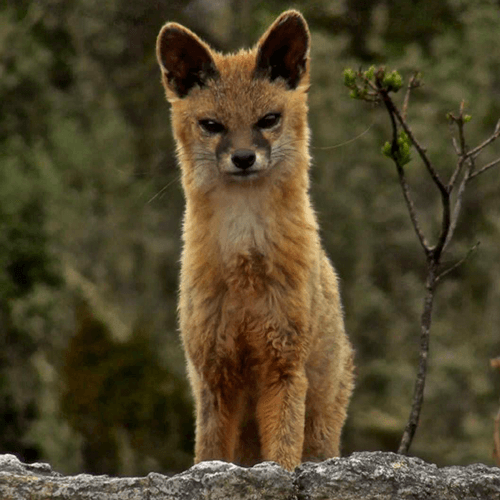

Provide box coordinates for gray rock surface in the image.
[1,451,499,499]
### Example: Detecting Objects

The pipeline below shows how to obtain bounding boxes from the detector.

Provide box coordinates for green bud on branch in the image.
[383,70,403,92]
[382,132,412,166]
[343,68,357,89]
[364,66,375,81]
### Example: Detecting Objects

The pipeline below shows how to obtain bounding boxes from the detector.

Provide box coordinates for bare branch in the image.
[444,107,476,251]
[402,73,420,121]
[447,155,467,193]
[445,113,500,249]
[395,160,430,254]
[468,157,500,181]
[447,103,469,191]
[468,119,500,160]
[436,241,480,283]
[450,136,461,156]
[444,162,473,253]
[398,270,436,455]
[391,102,447,194]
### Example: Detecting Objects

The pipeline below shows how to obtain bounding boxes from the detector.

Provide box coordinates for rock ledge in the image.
[1,451,499,499]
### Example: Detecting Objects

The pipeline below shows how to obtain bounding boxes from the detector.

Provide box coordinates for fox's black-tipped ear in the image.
[255,10,310,89]
[156,23,218,98]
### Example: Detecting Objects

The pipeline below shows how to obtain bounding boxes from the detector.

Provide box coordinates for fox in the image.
[156,10,355,471]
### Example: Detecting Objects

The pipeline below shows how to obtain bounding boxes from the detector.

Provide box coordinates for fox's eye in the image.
[256,113,281,129]
[199,119,225,134]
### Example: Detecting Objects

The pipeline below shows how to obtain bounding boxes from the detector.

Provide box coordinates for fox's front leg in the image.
[190,362,243,464]
[256,365,308,471]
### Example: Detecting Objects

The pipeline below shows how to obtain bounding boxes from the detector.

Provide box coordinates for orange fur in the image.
[156,10,354,471]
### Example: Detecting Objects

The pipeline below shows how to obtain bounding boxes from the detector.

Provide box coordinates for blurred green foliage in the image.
[61,301,193,475]
[1,0,499,475]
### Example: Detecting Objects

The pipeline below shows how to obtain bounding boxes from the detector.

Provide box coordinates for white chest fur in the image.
[212,186,271,264]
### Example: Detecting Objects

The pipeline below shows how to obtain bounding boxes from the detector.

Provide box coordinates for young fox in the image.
[156,10,354,471]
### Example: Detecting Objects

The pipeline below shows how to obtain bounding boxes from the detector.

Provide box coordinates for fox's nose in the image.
[231,149,256,170]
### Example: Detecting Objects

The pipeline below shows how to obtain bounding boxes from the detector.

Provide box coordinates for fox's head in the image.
[156,11,311,195]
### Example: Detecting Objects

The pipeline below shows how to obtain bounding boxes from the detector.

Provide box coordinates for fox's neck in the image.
[183,174,317,266]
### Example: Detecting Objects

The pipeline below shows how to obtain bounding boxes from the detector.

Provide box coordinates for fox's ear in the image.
[156,23,218,98]
[254,10,310,89]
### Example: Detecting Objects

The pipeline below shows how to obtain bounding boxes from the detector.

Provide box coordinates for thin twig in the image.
[313,124,374,150]
[449,125,461,156]
[468,119,500,160]
[468,157,500,181]
[444,108,476,252]
[445,112,500,249]
[436,241,480,283]
[448,154,466,191]
[444,157,474,253]
[395,162,430,254]
[447,103,468,191]
[391,103,447,194]
[402,73,419,121]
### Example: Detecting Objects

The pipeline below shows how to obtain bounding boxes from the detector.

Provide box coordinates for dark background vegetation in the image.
[1,0,499,476]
